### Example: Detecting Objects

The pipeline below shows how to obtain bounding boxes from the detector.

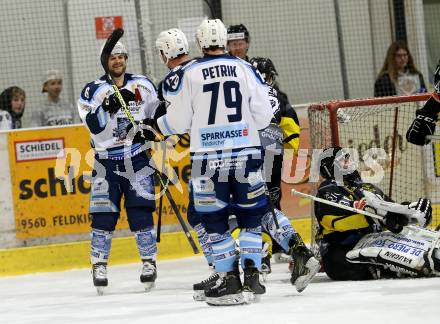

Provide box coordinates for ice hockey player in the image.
[406,61,440,146]
[227,24,250,61]
[227,24,281,271]
[154,25,318,303]
[77,37,161,294]
[154,19,274,305]
[155,26,216,281]
[315,146,440,280]
[249,56,303,269]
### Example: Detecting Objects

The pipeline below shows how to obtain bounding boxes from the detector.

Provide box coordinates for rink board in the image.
[0,218,311,276]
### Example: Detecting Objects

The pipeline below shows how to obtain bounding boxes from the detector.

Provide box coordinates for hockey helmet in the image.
[155,28,189,64]
[250,57,278,84]
[100,40,128,60]
[196,19,227,50]
[227,24,250,42]
[319,146,360,183]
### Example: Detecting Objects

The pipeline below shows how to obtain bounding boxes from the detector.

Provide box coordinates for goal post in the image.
[307,94,440,252]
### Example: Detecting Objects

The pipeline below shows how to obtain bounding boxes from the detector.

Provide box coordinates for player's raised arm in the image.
[406,61,440,145]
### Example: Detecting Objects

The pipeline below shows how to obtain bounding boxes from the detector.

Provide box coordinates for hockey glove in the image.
[102,89,136,115]
[353,198,366,210]
[406,107,437,146]
[384,211,408,233]
[408,198,432,228]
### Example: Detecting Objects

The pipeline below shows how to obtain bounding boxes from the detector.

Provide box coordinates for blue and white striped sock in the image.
[194,223,214,266]
[262,209,295,251]
[239,227,262,270]
[91,229,113,264]
[134,227,157,261]
[209,232,237,272]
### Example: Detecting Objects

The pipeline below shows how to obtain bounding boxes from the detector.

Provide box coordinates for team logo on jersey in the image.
[193,177,214,192]
[208,156,247,171]
[167,74,180,90]
[199,124,251,149]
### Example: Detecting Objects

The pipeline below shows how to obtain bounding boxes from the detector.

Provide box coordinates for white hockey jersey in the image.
[157,54,273,155]
[77,74,159,159]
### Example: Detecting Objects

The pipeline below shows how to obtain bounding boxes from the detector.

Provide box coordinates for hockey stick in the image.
[291,189,384,220]
[265,184,280,230]
[101,29,199,254]
[426,135,440,140]
[156,140,166,243]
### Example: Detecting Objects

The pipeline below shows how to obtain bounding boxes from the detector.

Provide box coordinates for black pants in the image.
[322,244,374,281]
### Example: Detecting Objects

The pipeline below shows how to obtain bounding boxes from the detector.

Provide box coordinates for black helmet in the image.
[319,146,361,183]
[249,57,278,83]
[227,24,250,42]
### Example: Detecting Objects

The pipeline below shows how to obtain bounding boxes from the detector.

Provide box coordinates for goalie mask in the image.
[155,28,189,65]
[250,57,278,85]
[319,146,361,184]
[196,19,227,51]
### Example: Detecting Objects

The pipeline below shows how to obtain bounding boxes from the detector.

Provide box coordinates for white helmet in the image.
[111,41,128,57]
[155,28,189,64]
[196,19,227,50]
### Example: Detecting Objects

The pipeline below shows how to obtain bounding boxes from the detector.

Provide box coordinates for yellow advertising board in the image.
[8,126,190,239]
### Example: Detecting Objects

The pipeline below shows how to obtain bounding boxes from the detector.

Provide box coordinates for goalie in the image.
[315,147,440,280]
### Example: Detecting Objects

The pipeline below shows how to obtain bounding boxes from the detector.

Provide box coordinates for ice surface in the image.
[0,256,438,324]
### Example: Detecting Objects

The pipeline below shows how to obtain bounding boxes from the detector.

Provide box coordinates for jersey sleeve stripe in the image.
[157,115,175,136]
[97,106,107,128]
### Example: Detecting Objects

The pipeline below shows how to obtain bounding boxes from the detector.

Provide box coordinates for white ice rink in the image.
[0,256,439,324]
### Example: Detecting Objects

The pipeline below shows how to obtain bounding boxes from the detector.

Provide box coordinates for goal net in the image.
[308,94,440,252]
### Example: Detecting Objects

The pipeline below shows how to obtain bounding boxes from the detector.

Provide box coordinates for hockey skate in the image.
[92,263,108,296]
[193,269,219,301]
[204,271,244,306]
[290,244,320,293]
[243,264,266,303]
[140,259,157,292]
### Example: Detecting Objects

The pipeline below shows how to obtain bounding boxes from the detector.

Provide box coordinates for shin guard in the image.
[91,229,113,264]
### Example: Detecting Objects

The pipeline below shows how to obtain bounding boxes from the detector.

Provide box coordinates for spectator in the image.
[374,41,426,97]
[0,86,26,129]
[33,70,75,127]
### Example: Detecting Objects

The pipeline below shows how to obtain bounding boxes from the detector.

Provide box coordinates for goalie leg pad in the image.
[346,229,440,276]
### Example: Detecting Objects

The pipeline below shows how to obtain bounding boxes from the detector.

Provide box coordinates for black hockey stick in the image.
[156,141,166,243]
[265,184,280,230]
[101,29,199,254]
[100,28,124,74]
